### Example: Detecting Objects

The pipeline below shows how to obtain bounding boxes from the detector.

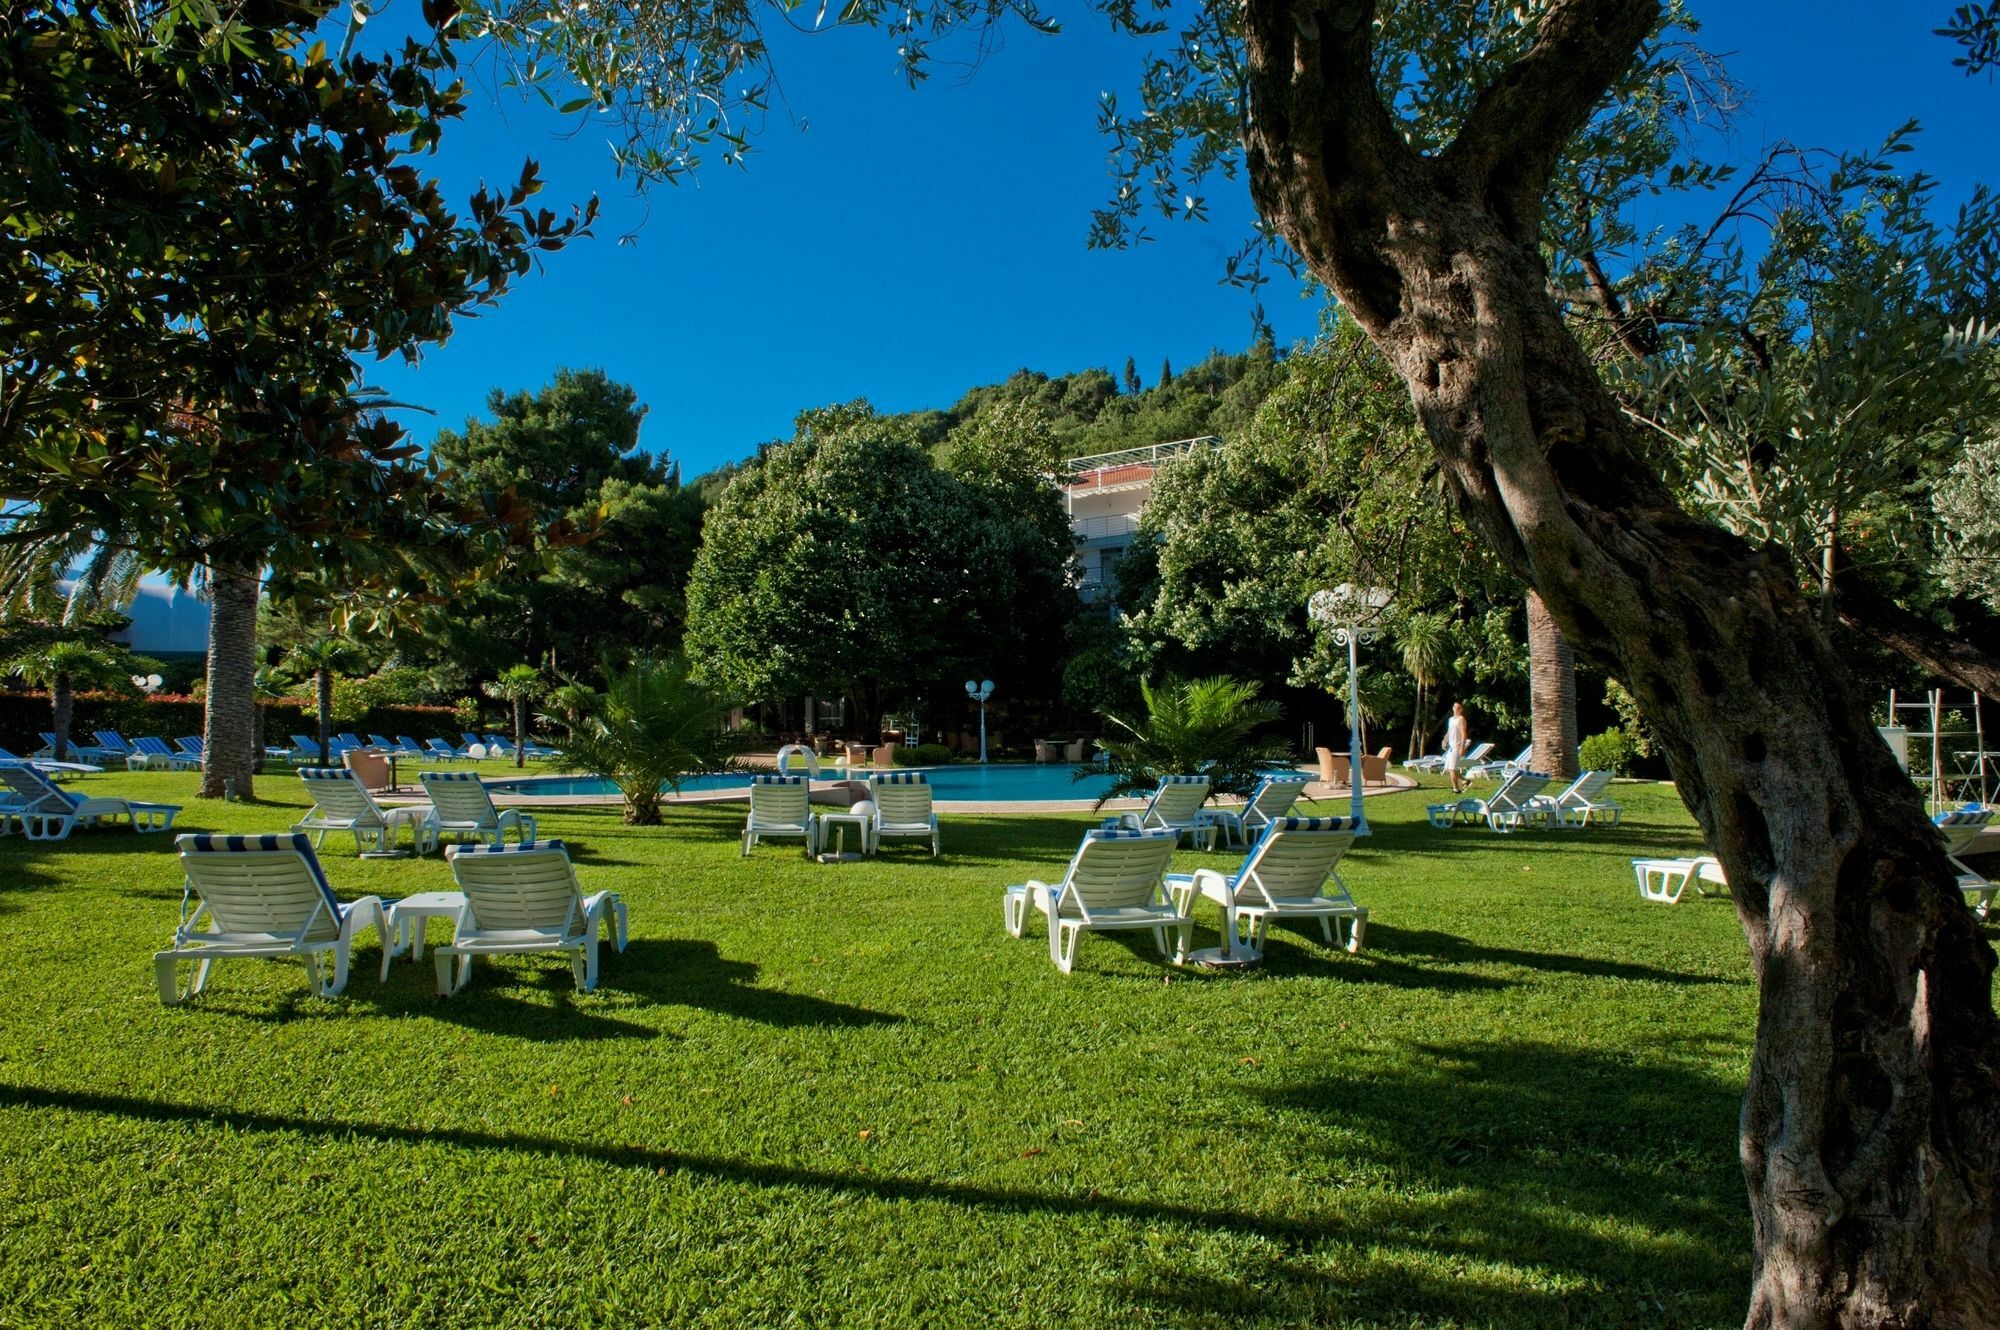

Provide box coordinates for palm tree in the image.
[552,657,740,825]
[483,663,543,769]
[1084,675,1291,807]
[8,639,137,762]
[1399,611,1455,760]
[279,635,360,766]
[1526,591,1579,779]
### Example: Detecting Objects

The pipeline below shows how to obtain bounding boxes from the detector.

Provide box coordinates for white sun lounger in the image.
[1002,828,1189,973]
[868,772,940,856]
[742,774,817,857]
[1938,807,1996,917]
[1199,773,1313,849]
[0,762,181,840]
[419,771,538,849]
[294,767,433,856]
[1632,855,1729,903]
[154,833,390,1003]
[1167,815,1369,956]
[435,841,628,995]
[1426,770,1552,832]
[1531,770,1624,828]
[1106,774,1216,849]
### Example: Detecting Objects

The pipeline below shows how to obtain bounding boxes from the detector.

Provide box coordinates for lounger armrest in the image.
[497,808,538,842]
[1173,867,1230,914]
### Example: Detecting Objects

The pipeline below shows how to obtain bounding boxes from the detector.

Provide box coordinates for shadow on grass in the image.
[353,937,903,1038]
[1363,924,1738,987]
[0,1038,1751,1323]
[1120,1040,1750,1325]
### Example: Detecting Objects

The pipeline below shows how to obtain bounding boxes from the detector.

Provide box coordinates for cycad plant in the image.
[551,657,741,825]
[483,663,543,768]
[1084,674,1291,808]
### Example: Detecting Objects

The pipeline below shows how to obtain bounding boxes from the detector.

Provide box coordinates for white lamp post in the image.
[964,679,994,763]
[1308,584,1393,834]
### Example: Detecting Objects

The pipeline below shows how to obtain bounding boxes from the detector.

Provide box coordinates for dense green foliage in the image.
[683,404,1076,732]
[0,768,1779,1326]
[423,370,707,685]
[0,1,591,593]
[1118,323,1527,748]
[1578,729,1640,777]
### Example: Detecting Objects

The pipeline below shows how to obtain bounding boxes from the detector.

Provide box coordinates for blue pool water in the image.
[489,763,1126,803]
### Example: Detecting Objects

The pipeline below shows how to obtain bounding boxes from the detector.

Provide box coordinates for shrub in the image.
[904,743,954,767]
[1578,728,1637,776]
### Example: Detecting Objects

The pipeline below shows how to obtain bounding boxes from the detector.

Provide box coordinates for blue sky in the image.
[363,2,1996,479]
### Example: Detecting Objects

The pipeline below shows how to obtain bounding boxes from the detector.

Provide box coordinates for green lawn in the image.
[0,771,1775,1327]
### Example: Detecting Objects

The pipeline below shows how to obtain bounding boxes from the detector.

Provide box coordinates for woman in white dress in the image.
[1443,702,1470,794]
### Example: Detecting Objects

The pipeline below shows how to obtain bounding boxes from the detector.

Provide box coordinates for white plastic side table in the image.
[817,806,875,862]
[387,890,467,961]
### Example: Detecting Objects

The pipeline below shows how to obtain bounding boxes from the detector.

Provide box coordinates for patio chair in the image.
[0,762,181,840]
[1200,773,1312,848]
[154,833,391,1004]
[1002,828,1189,974]
[1632,855,1728,904]
[1426,769,1552,832]
[1106,774,1216,850]
[293,767,434,856]
[1064,738,1089,763]
[481,733,519,758]
[174,736,205,762]
[868,772,939,856]
[435,841,628,995]
[128,736,199,771]
[1939,807,1997,917]
[368,733,416,756]
[1531,770,1624,828]
[0,747,94,777]
[742,774,817,857]
[1167,816,1368,956]
[460,731,490,754]
[419,770,538,849]
[424,738,466,762]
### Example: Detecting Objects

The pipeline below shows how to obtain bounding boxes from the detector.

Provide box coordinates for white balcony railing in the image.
[1072,513,1141,543]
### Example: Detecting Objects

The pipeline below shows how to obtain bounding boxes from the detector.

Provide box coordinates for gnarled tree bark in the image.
[199,563,261,800]
[1239,0,2000,1322]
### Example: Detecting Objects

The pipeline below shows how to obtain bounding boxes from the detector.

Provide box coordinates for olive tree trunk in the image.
[1240,1,2000,1321]
[1527,591,1579,779]
[199,564,261,799]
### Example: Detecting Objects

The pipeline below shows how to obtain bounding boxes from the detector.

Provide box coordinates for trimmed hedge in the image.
[0,690,458,756]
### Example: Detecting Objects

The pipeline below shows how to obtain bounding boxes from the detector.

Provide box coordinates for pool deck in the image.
[374,763,1418,815]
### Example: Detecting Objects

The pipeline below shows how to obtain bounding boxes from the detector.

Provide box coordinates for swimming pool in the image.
[488,763,1128,804]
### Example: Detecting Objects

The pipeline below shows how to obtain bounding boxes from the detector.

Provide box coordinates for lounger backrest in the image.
[1236,817,1358,907]
[1060,829,1178,916]
[868,772,933,824]
[426,739,458,756]
[176,736,204,755]
[133,737,175,756]
[397,736,424,753]
[95,731,131,752]
[0,763,76,813]
[176,833,341,941]
[749,774,810,824]
[1489,770,1551,810]
[447,841,582,933]
[1463,741,1494,762]
[1144,775,1211,825]
[1563,770,1613,804]
[461,732,484,747]
[297,768,384,825]
[421,771,500,827]
[368,734,397,750]
[1247,776,1310,822]
[1936,807,1995,855]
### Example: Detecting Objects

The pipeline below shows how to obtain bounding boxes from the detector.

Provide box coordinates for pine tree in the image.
[1158,357,1174,386]
[1122,357,1141,394]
